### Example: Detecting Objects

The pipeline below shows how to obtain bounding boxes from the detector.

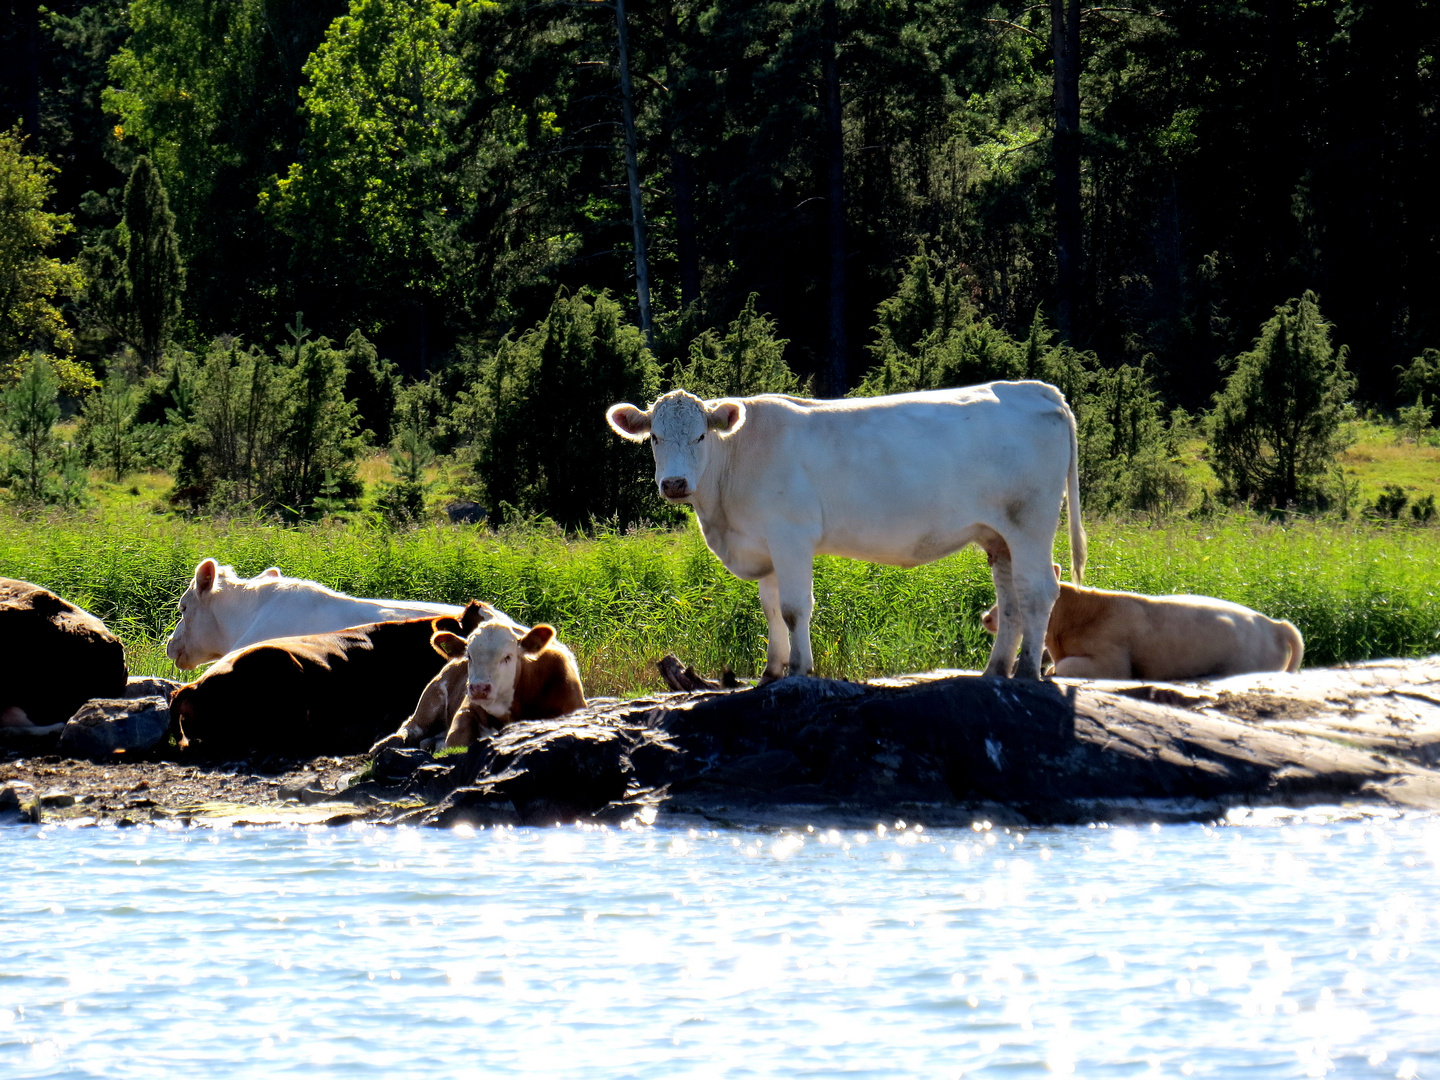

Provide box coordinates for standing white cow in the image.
[606,383,1085,680]
[165,558,465,670]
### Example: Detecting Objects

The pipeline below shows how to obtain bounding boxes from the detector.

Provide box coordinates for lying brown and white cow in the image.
[369,601,540,753]
[169,610,482,757]
[166,558,467,670]
[430,617,585,732]
[980,568,1304,680]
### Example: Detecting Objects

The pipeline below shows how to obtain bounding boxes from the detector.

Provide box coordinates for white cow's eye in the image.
[501,655,512,663]
[695,433,705,443]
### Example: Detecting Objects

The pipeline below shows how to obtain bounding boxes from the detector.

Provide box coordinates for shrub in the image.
[674,294,804,398]
[462,288,667,529]
[0,356,86,506]
[1207,291,1356,511]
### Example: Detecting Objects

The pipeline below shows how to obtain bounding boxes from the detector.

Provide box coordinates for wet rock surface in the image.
[3,658,1440,828]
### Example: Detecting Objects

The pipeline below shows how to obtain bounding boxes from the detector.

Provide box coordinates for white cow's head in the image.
[605,389,746,503]
[166,558,280,670]
[432,621,558,719]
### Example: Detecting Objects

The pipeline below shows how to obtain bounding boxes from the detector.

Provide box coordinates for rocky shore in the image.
[5,657,1440,829]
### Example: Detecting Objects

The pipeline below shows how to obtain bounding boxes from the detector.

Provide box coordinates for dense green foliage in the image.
[0,127,86,389]
[1,510,1436,694]
[2,0,1439,524]
[5,1,1438,388]
[82,154,184,369]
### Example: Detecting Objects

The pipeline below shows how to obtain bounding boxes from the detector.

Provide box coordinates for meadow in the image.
[2,503,1438,694]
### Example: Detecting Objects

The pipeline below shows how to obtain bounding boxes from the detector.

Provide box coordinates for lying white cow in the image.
[981,568,1304,679]
[606,384,1085,680]
[166,558,466,670]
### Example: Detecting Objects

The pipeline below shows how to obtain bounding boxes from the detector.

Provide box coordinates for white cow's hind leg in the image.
[984,552,1022,677]
[758,574,791,680]
[1007,548,1061,680]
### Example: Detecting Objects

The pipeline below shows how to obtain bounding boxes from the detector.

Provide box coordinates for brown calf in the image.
[430,620,586,730]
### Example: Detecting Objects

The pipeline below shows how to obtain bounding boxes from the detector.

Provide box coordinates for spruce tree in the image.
[88,155,185,370]
[1207,291,1356,510]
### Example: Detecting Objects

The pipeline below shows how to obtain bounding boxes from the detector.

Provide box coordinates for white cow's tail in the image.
[1064,398,1087,584]
[1279,620,1305,672]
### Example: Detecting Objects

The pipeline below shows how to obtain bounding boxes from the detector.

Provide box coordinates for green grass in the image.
[1,506,1438,693]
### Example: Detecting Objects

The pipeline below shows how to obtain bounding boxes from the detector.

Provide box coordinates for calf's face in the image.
[606,389,745,502]
[432,622,560,719]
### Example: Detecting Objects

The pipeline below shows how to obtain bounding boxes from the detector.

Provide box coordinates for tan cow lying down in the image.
[170,605,490,757]
[981,568,1303,680]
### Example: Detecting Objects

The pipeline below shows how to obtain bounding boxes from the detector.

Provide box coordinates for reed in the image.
[1,508,1436,694]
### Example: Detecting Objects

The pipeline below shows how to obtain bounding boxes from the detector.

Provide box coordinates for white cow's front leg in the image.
[758,573,791,681]
[769,548,816,678]
[984,551,1023,678]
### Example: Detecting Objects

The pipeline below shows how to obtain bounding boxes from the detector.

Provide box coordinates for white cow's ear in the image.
[606,403,652,441]
[261,567,281,579]
[195,558,218,595]
[707,400,746,435]
[431,631,467,659]
[519,625,556,655]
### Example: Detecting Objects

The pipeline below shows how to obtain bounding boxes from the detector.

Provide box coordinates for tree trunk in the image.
[662,11,702,312]
[1052,0,1082,344]
[616,0,653,343]
[821,0,848,396]
[15,0,41,139]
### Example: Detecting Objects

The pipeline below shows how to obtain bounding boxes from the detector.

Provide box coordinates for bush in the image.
[461,287,667,529]
[674,294,804,398]
[0,356,86,506]
[1207,291,1356,511]
[852,247,1024,396]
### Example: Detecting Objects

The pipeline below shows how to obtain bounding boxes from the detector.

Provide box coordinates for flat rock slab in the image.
[416,658,1440,827]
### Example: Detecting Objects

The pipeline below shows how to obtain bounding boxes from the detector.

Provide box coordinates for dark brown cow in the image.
[1,578,127,732]
[170,604,489,757]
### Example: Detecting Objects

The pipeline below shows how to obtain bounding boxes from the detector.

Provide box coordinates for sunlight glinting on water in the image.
[1,813,1438,1078]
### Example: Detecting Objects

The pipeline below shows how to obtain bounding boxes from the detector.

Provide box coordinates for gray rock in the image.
[444,500,487,525]
[278,774,330,804]
[372,747,432,783]
[58,696,170,759]
[126,676,180,702]
[39,788,75,808]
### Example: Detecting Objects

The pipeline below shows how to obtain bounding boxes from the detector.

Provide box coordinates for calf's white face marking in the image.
[606,390,744,502]
[432,622,557,719]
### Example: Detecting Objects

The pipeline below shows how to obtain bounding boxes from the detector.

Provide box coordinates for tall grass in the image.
[1,507,1437,693]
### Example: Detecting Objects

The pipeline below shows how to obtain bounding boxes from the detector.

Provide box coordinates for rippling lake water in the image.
[3,810,1439,1078]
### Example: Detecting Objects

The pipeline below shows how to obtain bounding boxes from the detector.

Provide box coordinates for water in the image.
[2,812,1438,1079]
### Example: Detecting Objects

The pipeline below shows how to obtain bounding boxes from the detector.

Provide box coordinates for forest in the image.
[1,0,1438,527]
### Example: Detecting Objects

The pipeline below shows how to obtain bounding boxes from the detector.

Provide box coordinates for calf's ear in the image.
[1052,563,1062,581]
[194,558,218,595]
[707,400,746,435]
[518,625,556,655]
[606,403,652,441]
[431,631,468,658]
